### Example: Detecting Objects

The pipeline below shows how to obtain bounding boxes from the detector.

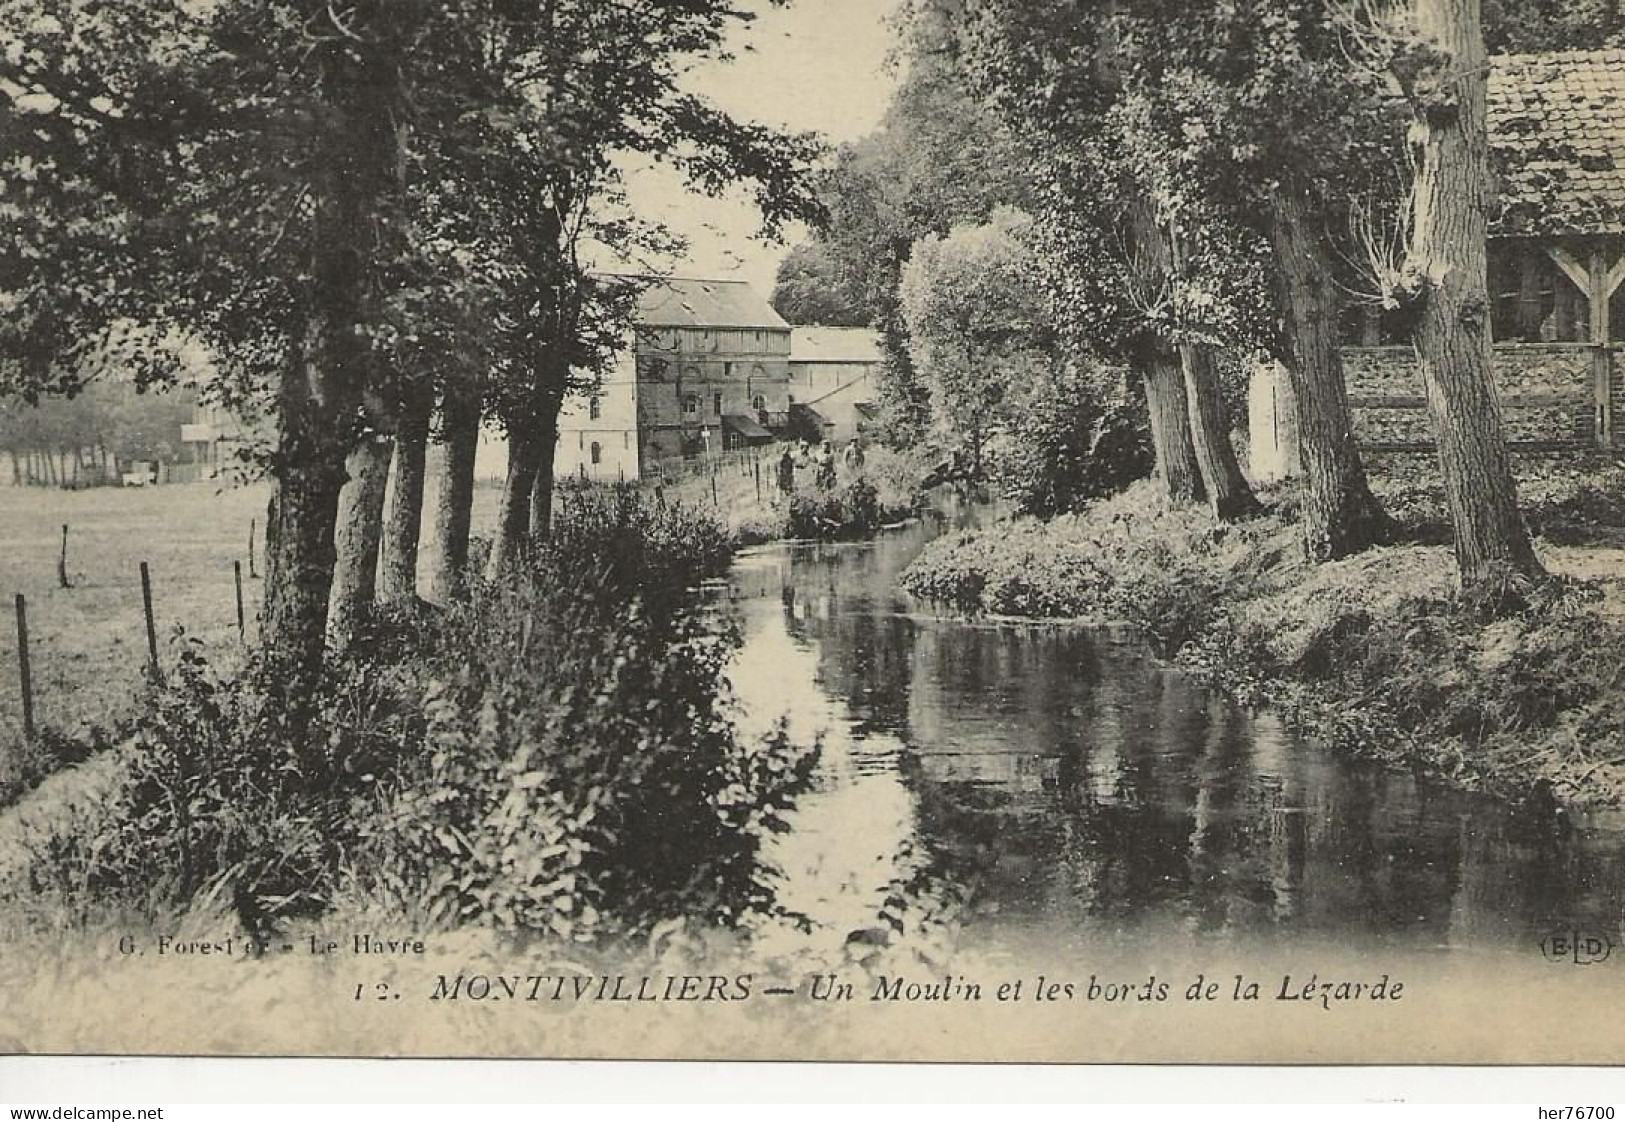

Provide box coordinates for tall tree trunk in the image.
[528,404,561,542]
[1405,0,1545,595]
[1141,353,1205,506]
[329,424,394,647]
[381,386,432,602]
[260,33,407,679]
[431,382,481,601]
[1178,344,1260,521]
[486,427,540,581]
[1266,185,1392,561]
[262,396,350,681]
[1127,199,1246,514]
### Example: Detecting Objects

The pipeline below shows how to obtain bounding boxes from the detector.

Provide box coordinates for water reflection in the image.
[719,499,1625,959]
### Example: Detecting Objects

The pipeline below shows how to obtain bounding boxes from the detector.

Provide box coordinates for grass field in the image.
[0,467,514,798]
[0,481,269,752]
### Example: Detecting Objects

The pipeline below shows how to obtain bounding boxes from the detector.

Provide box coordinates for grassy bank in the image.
[2,486,817,947]
[900,458,1625,805]
[0,444,924,813]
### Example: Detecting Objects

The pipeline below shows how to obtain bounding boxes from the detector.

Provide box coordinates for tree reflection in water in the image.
[718,499,1625,962]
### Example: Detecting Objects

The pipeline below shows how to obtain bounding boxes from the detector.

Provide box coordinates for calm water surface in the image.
[711,496,1625,963]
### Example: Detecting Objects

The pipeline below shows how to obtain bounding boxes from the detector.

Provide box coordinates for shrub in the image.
[549,482,734,594]
[359,563,817,938]
[901,521,1114,617]
[22,639,421,928]
[989,364,1153,517]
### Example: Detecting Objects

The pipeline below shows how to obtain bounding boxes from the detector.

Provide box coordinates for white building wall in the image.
[788,360,879,444]
[555,336,641,482]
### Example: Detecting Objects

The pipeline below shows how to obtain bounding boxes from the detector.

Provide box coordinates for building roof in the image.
[628,277,791,330]
[721,413,773,440]
[789,326,885,364]
[1489,49,1625,236]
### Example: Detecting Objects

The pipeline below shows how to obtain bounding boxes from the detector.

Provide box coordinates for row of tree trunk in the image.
[7,445,126,487]
[319,373,568,652]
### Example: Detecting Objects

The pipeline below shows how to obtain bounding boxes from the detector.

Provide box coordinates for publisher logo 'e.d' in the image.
[1541,929,1613,965]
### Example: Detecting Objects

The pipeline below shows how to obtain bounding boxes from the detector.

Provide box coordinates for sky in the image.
[613,0,904,295]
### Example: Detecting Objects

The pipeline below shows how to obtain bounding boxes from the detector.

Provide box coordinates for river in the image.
[712,494,1625,967]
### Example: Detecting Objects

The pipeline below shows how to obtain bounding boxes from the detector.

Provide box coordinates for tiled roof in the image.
[1489,49,1625,236]
[789,326,885,364]
[628,277,791,330]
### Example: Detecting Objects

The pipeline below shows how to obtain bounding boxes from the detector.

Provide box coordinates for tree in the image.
[783,41,1038,449]
[1482,0,1625,50]
[2,0,820,668]
[899,208,1048,473]
[1,0,438,677]
[1387,0,1546,595]
[1104,1,1396,554]
[770,242,869,326]
[933,0,1259,517]
[420,3,824,583]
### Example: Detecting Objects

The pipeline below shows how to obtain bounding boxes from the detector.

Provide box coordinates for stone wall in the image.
[1342,344,1595,450]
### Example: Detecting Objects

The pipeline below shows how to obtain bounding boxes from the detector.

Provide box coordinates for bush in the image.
[901,521,1114,618]
[550,481,734,594]
[23,639,420,928]
[359,564,817,938]
[0,726,102,813]
[988,362,1153,517]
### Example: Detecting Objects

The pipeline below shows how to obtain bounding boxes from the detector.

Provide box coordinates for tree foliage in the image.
[1,0,824,671]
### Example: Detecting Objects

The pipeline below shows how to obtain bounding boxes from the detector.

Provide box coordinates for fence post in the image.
[234,560,245,641]
[58,524,70,589]
[15,593,34,741]
[140,561,160,679]
[248,517,258,579]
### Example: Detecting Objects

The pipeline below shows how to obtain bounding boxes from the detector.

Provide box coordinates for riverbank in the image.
[651,445,928,546]
[899,457,1625,807]
[0,447,929,813]
[1,486,818,948]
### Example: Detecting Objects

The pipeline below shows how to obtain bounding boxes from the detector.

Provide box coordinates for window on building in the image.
[682,392,699,415]
[752,394,766,413]
[590,441,602,466]
[588,397,601,421]
[713,392,723,415]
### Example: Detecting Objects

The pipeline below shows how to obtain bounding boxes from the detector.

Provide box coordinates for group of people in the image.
[777,438,864,494]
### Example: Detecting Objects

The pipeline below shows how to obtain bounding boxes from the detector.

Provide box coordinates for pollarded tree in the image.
[1102,4,1399,556]
[1381,0,1546,596]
